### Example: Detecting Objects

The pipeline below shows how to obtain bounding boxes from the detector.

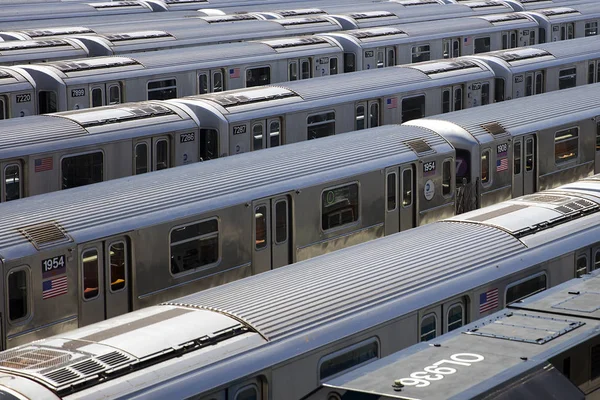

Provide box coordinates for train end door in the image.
[252,195,292,273]
[512,134,537,198]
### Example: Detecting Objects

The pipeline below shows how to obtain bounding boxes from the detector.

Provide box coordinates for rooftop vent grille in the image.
[277,17,330,26]
[104,31,173,42]
[538,8,579,17]
[23,27,95,37]
[405,139,433,155]
[481,122,506,136]
[348,27,405,39]
[0,348,71,370]
[348,11,395,19]
[277,9,324,17]
[19,221,71,250]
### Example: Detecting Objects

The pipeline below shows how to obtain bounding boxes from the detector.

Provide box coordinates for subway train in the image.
[0,82,598,349]
[315,270,600,399]
[0,36,596,203]
[0,175,598,398]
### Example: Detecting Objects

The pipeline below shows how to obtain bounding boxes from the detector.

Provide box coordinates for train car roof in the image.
[0,124,452,260]
[321,272,600,400]
[0,66,36,92]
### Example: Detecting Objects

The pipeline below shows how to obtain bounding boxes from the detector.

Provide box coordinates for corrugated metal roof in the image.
[0,115,87,152]
[0,125,450,255]
[534,35,600,58]
[166,222,525,340]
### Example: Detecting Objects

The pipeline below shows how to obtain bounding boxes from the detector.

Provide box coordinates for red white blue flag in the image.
[479,288,498,313]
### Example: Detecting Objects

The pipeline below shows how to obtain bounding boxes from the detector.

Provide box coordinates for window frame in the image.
[558,67,577,90]
[420,312,437,342]
[7,266,31,324]
[108,240,128,294]
[576,254,588,278]
[320,181,361,233]
[317,337,380,382]
[307,110,335,140]
[134,142,149,175]
[274,199,288,245]
[554,126,579,166]
[234,384,259,400]
[446,302,464,333]
[594,249,600,271]
[442,158,452,198]
[3,162,22,202]
[169,217,221,277]
[147,77,177,101]
[481,149,492,187]
[473,36,491,54]
[81,248,100,301]
[386,171,397,212]
[401,94,426,123]
[0,94,8,120]
[245,65,271,87]
[505,271,547,305]
[60,150,104,190]
[254,205,268,251]
[411,44,431,63]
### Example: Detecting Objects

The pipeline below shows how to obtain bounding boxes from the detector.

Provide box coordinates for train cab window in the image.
[506,273,547,304]
[246,66,270,87]
[213,71,224,93]
[442,159,452,197]
[199,73,208,94]
[420,313,437,342]
[481,82,490,105]
[481,150,490,185]
[275,200,288,244]
[235,385,258,400]
[330,57,338,75]
[134,143,148,175]
[319,338,379,381]
[370,103,379,128]
[269,120,281,148]
[322,183,359,231]
[453,87,462,111]
[514,141,521,175]
[595,250,600,271]
[108,84,121,105]
[91,87,103,107]
[555,127,578,165]
[155,139,169,170]
[61,152,103,190]
[585,22,598,37]
[589,63,596,84]
[558,68,577,90]
[82,249,99,300]
[255,206,267,250]
[474,37,490,54]
[576,255,588,277]
[447,303,464,332]
[356,104,365,130]
[412,45,430,63]
[8,268,29,322]
[386,172,397,211]
[402,169,412,207]
[252,123,264,151]
[307,111,335,140]
[200,129,219,161]
[148,79,177,100]
[401,95,425,123]
[170,219,219,275]
[0,95,7,120]
[4,164,22,202]
[344,53,356,73]
[494,78,505,102]
[442,89,450,113]
[300,60,311,79]
[39,90,57,114]
[109,242,127,292]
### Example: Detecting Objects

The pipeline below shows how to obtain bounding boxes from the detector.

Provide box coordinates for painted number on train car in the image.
[42,255,67,279]
[15,94,32,103]
[71,88,86,98]
[423,161,436,177]
[497,143,508,155]
[233,125,247,135]
[396,353,484,388]
[180,132,196,143]
[365,50,374,58]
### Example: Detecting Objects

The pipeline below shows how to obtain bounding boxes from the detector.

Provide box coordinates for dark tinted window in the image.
[61,152,103,189]
[170,219,219,275]
[401,95,425,123]
[320,340,378,380]
[148,79,177,100]
[322,183,359,230]
[246,66,270,87]
[8,269,28,321]
[506,274,546,304]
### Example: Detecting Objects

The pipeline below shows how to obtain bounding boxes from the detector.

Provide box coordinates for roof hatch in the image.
[0,39,72,52]
[405,139,434,155]
[261,37,329,49]
[19,221,71,250]
[347,27,406,39]
[203,87,299,108]
[103,31,174,42]
[88,1,144,9]
[276,17,331,26]
[63,103,177,128]
[202,14,260,23]
[491,47,553,62]
[409,60,482,75]
[537,7,579,17]
[48,57,140,73]
[348,11,395,20]
[479,13,531,23]
[276,9,325,17]
[20,27,95,37]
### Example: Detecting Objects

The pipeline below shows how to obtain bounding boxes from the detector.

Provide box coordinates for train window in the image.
[412,45,430,63]
[529,30,535,46]
[321,183,359,231]
[510,32,517,48]
[319,338,379,381]
[235,384,258,400]
[246,66,270,87]
[109,242,127,292]
[61,151,103,189]
[474,37,490,54]
[589,63,596,84]
[200,129,219,160]
[576,255,588,278]
[4,164,21,202]
[442,159,451,197]
[108,84,121,105]
[481,150,490,185]
[535,72,544,94]
[386,48,395,67]
[376,50,384,69]
[252,123,264,151]
[344,53,356,73]
[255,206,267,250]
[155,139,169,170]
[213,71,223,92]
[82,249,99,300]
[8,268,29,322]
[597,60,600,83]
[330,57,338,75]
[554,127,578,165]
[525,75,533,97]
[39,90,57,114]
[386,172,396,212]
[170,219,219,275]
[442,40,450,59]
[514,141,521,175]
[300,60,311,79]
[558,68,577,90]
[134,143,148,175]
[199,73,208,94]
[420,313,436,342]
[501,33,508,50]
[494,78,505,102]
[506,273,546,304]
[452,39,460,58]
[356,104,365,130]
[442,89,450,113]
[453,87,462,111]
[307,111,335,140]
[402,169,412,207]
[91,87,103,107]
[288,62,297,81]
[0,95,7,120]
[481,82,490,105]
[275,200,288,244]
[401,95,425,123]
[585,22,598,37]
[525,138,534,172]
[148,79,177,101]
[447,303,464,332]
[595,250,600,270]
[369,103,379,128]
[269,120,281,148]
[567,23,574,40]
[591,345,600,381]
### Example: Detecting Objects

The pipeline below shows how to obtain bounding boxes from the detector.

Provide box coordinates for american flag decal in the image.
[34,156,53,173]
[479,288,499,313]
[386,97,397,109]
[42,276,68,300]
[496,158,508,172]
[229,68,240,79]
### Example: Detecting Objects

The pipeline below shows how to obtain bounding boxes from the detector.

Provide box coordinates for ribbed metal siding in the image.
[167,222,525,340]
[403,18,492,36]
[536,35,600,58]
[0,125,448,250]
[0,115,87,151]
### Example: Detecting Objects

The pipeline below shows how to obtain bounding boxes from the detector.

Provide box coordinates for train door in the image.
[419,296,468,342]
[512,138,523,198]
[442,38,460,58]
[198,69,225,94]
[376,47,395,68]
[523,135,536,195]
[78,236,131,327]
[596,119,600,173]
[441,85,463,113]
[575,249,591,278]
[384,167,399,235]
[560,23,575,41]
[501,30,518,49]
[252,195,292,273]
[152,136,170,171]
[89,81,122,108]
[355,100,380,130]
[288,58,312,80]
[524,71,544,97]
[251,118,282,150]
[400,164,416,231]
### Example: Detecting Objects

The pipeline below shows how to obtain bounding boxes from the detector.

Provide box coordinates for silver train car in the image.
[0,175,598,398]
[317,270,600,399]
[0,83,599,347]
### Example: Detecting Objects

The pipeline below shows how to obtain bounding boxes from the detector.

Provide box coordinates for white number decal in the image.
[398,353,484,388]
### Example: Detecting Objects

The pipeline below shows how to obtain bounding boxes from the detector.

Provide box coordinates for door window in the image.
[8,268,29,322]
[4,163,21,202]
[269,120,281,148]
[155,139,169,170]
[386,172,396,212]
[91,87,103,107]
[134,143,148,175]
[82,249,99,300]
[255,206,267,250]
[109,242,127,292]
[420,313,436,341]
[275,200,288,244]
